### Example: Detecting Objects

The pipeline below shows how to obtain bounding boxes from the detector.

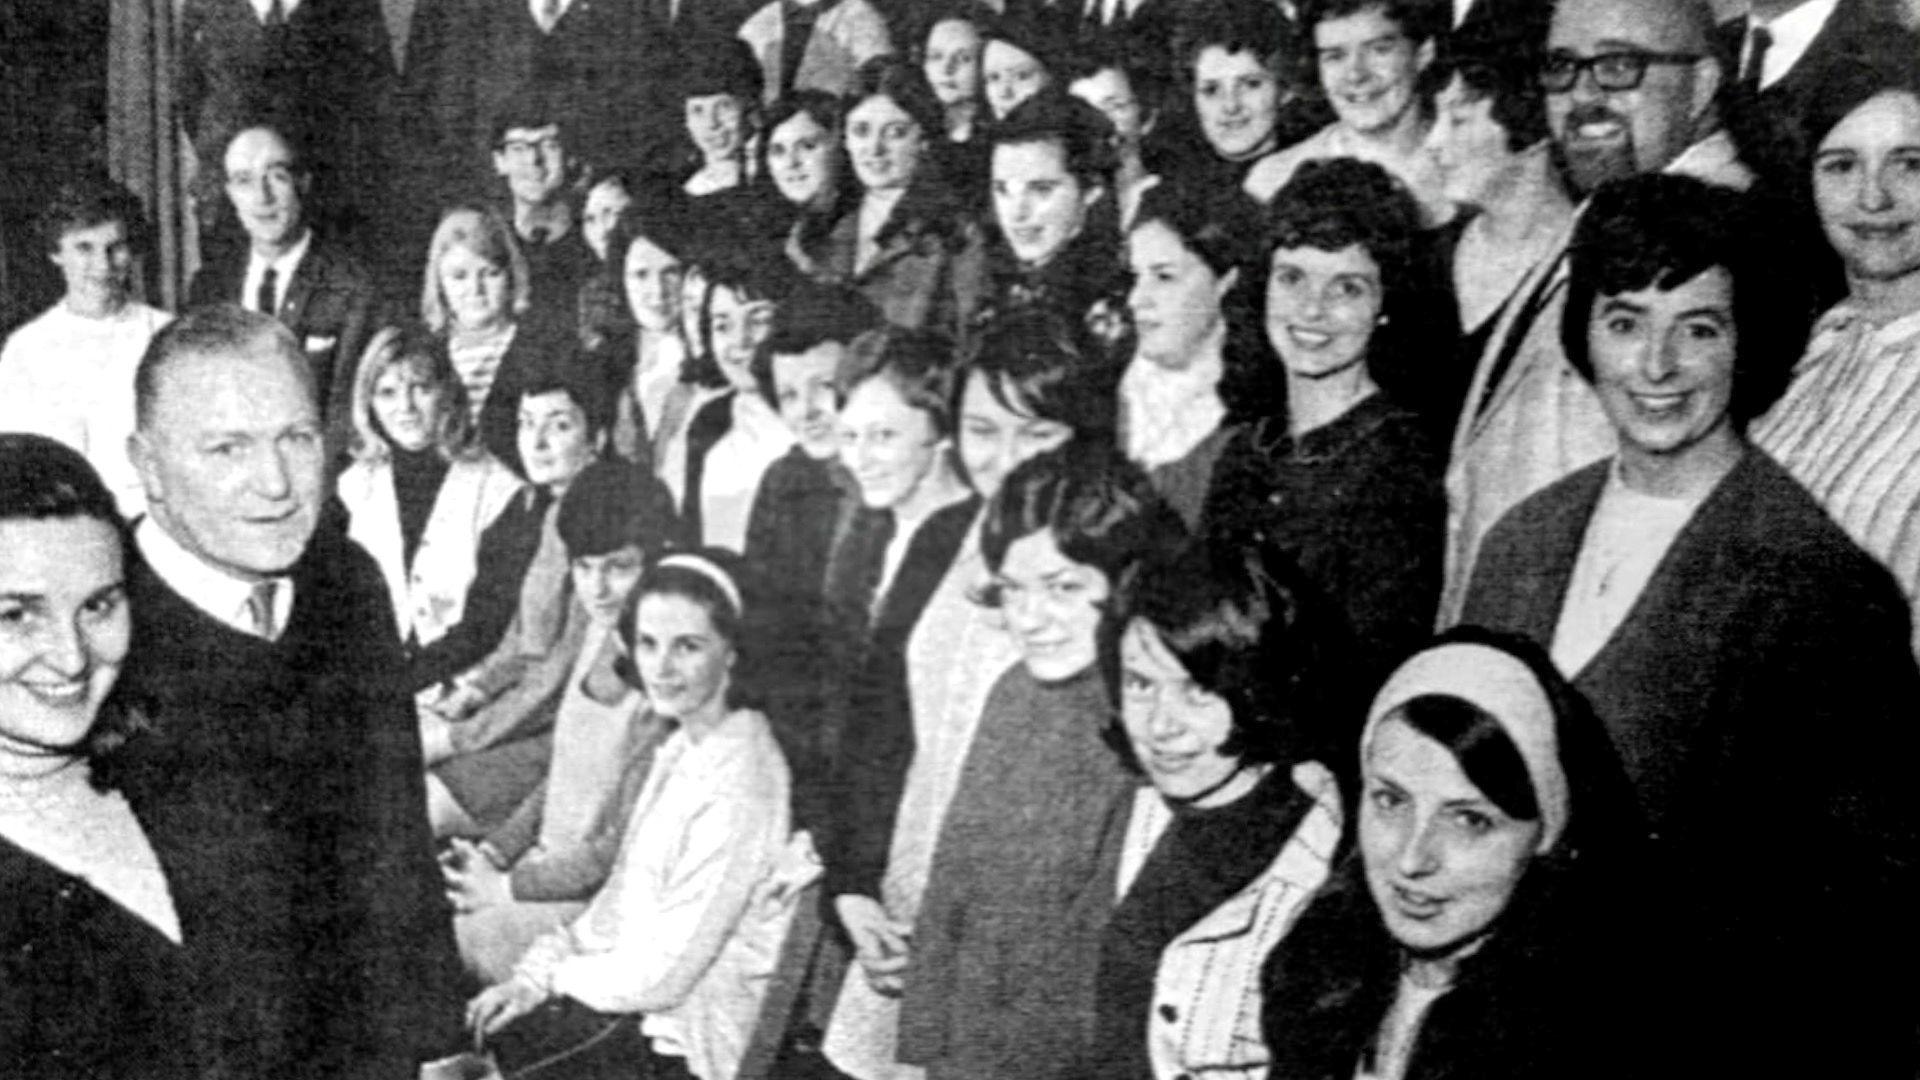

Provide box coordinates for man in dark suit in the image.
[113,304,461,1080]
[188,125,378,456]
[178,0,392,236]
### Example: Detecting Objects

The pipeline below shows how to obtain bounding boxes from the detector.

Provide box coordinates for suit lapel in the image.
[280,243,323,333]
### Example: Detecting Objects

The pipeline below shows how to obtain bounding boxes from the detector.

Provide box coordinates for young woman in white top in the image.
[466,551,797,1080]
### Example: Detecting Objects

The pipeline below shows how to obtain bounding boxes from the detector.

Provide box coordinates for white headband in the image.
[1363,642,1569,854]
[654,553,744,617]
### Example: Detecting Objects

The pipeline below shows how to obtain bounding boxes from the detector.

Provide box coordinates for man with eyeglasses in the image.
[1438,0,1753,621]
[490,96,593,327]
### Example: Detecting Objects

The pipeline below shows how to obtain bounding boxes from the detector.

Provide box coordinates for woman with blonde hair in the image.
[336,323,525,648]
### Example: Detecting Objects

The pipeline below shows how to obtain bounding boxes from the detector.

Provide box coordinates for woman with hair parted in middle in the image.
[897,444,1187,1080]
[1460,173,1920,1075]
[1260,627,1653,1080]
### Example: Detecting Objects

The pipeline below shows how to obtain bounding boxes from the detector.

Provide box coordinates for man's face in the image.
[224,128,307,250]
[493,124,569,208]
[1545,0,1717,194]
[131,344,324,581]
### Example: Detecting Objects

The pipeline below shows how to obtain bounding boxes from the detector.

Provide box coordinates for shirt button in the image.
[1158,1003,1178,1023]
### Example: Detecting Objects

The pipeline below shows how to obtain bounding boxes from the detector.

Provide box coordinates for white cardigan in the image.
[514,708,805,1080]
[1118,762,1343,1080]
[338,452,524,645]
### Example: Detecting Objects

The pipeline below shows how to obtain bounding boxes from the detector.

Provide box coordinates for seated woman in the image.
[438,457,679,978]
[575,169,638,352]
[788,56,986,342]
[420,204,580,477]
[821,308,1118,1079]
[898,445,1186,1080]
[1420,16,1572,430]
[337,325,525,649]
[1119,180,1279,528]
[1459,174,1920,1075]
[919,4,991,198]
[1243,0,1452,225]
[1154,0,1321,196]
[1202,159,1445,693]
[0,176,170,515]
[662,35,793,246]
[1262,628,1649,1079]
[602,211,695,473]
[983,91,1129,341]
[0,435,195,1080]
[464,551,797,1080]
[1078,540,1345,1080]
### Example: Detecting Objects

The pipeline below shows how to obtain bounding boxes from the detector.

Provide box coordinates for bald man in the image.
[112,304,459,1079]
[1440,0,1754,621]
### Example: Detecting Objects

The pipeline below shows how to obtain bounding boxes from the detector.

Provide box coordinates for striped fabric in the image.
[1752,303,1920,658]
[448,325,515,425]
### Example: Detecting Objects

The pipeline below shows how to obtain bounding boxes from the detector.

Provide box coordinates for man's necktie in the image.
[1743,25,1773,95]
[257,266,279,317]
[246,580,279,640]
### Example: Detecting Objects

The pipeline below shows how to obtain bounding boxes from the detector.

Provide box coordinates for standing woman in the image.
[1119,181,1278,529]
[920,4,991,198]
[788,57,986,341]
[898,446,1187,1080]
[0,435,195,1079]
[336,324,525,648]
[1261,629,1650,1079]
[822,309,1118,1080]
[1078,541,1346,1080]
[1202,159,1444,694]
[465,552,797,1080]
[603,212,694,473]
[421,204,577,477]
[669,35,793,245]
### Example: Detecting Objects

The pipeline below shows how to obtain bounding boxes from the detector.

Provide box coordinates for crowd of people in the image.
[3,0,1919,1077]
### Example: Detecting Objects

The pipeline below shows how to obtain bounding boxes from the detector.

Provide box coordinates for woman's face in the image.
[571,543,646,625]
[517,389,600,488]
[838,375,944,510]
[992,138,1095,268]
[631,590,734,722]
[1314,5,1431,137]
[768,111,839,207]
[983,39,1051,121]
[1813,90,1920,291]
[707,284,776,394]
[1128,219,1231,369]
[1425,75,1516,210]
[993,528,1110,681]
[1119,618,1241,802]
[846,94,927,193]
[624,236,685,335]
[50,219,134,314]
[772,342,846,460]
[1070,66,1147,147]
[1587,266,1737,469]
[1266,243,1383,381]
[1194,46,1283,160]
[370,359,446,453]
[582,178,632,261]
[686,92,748,163]
[437,242,513,332]
[925,18,983,108]
[0,516,129,756]
[1361,715,1542,955]
[958,370,1072,501]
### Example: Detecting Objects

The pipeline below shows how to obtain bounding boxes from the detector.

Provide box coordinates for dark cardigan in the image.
[110,520,462,1080]
[1460,448,1920,1076]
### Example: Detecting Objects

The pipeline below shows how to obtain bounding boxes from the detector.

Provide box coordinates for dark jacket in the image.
[110,519,462,1080]
[187,234,380,453]
[1460,448,1920,1076]
[0,836,199,1080]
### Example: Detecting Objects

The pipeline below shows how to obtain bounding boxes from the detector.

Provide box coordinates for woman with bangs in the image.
[765,92,860,227]
[822,309,1119,1079]
[1119,180,1280,529]
[899,445,1186,1080]
[337,323,525,649]
[788,56,986,342]
[1202,159,1445,694]
[1261,627,1650,1080]
[1074,539,1348,1080]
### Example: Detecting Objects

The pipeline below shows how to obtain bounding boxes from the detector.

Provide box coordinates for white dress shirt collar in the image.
[249,0,302,21]
[1748,0,1841,90]
[242,228,313,318]
[136,516,295,640]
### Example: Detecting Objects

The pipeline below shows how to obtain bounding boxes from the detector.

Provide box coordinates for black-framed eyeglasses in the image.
[1538,50,1702,92]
